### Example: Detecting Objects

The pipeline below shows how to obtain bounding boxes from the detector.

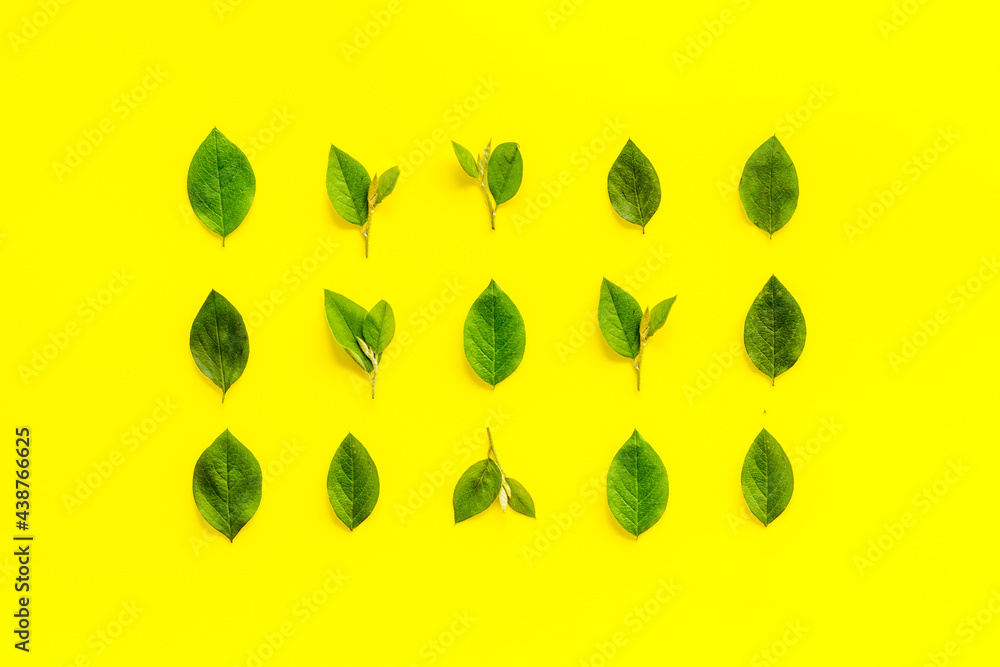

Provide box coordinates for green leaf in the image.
[453,141,479,178]
[453,459,502,522]
[506,478,535,518]
[362,300,395,357]
[187,128,256,244]
[324,289,373,372]
[598,278,642,358]
[189,290,249,401]
[463,280,526,387]
[487,142,522,205]
[607,139,660,230]
[376,167,400,204]
[192,429,261,541]
[741,429,794,526]
[738,136,799,236]
[607,430,669,538]
[744,275,806,382]
[647,296,676,339]
[327,433,380,531]
[326,145,371,226]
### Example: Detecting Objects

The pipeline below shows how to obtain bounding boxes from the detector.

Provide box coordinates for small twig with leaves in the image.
[326,145,400,257]
[323,290,395,398]
[453,428,535,522]
[598,278,676,390]
[452,139,523,230]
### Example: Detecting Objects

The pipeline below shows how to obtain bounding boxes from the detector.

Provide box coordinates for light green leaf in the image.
[187,128,256,244]
[739,136,799,236]
[376,167,400,204]
[363,300,395,357]
[453,459,502,523]
[647,296,676,339]
[453,141,479,178]
[324,289,373,372]
[607,139,660,230]
[463,280,526,387]
[487,142,522,205]
[192,429,261,541]
[598,278,642,358]
[744,275,806,382]
[326,145,371,226]
[741,429,794,526]
[189,290,249,402]
[506,478,535,518]
[327,433,380,531]
[607,429,669,538]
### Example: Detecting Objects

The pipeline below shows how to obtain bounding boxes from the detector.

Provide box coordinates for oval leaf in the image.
[741,429,794,526]
[187,128,256,244]
[327,433,380,531]
[487,142,522,205]
[607,139,660,230]
[647,296,676,339]
[326,145,371,226]
[362,300,395,357]
[463,280,526,387]
[453,459,502,523]
[376,166,400,204]
[598,278,642,358]
[453,141,479,178]
[744,275,806,382]
[324,289,373,372]
[607,429,669,538]
[738,135,799,236]
[506,478,535,518]
[192,429,262,541]
[189,290,249,401]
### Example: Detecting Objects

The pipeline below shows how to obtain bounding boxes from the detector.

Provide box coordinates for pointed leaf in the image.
[327,433,380,530]
[187,128,256,243]
[192,429,261,541]
[324,289,373,372]
[506,478,535,518]
[189,290,249,400]
[741,429,794,526]
[376,166,400,204]
[647,296,677,339]
[326,145,371,226]
[463,280,526,387]
[598,278,642,358]
[453,141,479,178]
[453,459,502,522]
[607,430,668,537]
[362,300,395,357]
[744,276,806,381]
[487,142,522,205]
[739,136,799,236]
[607,139,660,229]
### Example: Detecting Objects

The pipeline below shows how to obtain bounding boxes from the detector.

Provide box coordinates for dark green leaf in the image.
[189,290,249,401]
[376,167,400,204]
[363,300,395,357]
[738,136,799,236]
[453,459,502,522]
[744,275,806,382]
[327,433,380,531]
[607,139,660,230]
[741,429,794,526]
[487,142,522,205]
[192,429,261,541]
[187,128,256,244]
[607,430,669,538]
[598,278,642,358]
[647,296,676,339]
[324,289,373,372]
[463,280,526,387]
[453,141,479,178]
[326,145,371,226]
[506,478,535,518]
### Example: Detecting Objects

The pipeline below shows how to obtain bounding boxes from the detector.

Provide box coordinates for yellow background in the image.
[3,0,999,664]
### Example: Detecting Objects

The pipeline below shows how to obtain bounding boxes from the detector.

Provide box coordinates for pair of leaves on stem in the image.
[324,290,395,398]
[192,429,261,541]
[741,429,794,526]
[189,290,249,402]
[463,280,526,387]
[608,139,661,232]
[739,136,799,237]
[187,128,256,246]
[327,433,380,530]
[453,140,523,229]
[326,145,400,257]
[598,278,675,390]
[607,430,669,538]
[744,276,806,383]
[453,429,534,522]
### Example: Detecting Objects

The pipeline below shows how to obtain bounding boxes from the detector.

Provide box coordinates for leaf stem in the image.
[362,219,371,258]
[633,342,645,391]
